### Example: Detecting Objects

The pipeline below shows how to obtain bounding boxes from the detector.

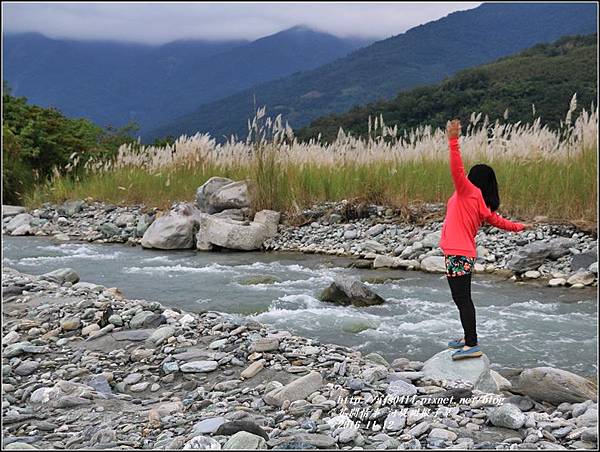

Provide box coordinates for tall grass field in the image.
[26,100,598,225]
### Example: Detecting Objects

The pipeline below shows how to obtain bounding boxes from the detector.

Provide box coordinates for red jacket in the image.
[439,136,524,257]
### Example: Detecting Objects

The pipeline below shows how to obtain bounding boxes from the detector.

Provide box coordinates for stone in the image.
[249,338,279,353]
[4,342,50,358]
[253,210,280,237]
[567,270,595,286]
[216,421,269,441]
[547,238,577,259]
[11,223,31,236]
[507,242,553,273]
[14,361,40,376]
[183,435,221,450]
[421,349,498,393]
[517,367,597,404]
[589,262,598,274]
[2,205,26,217]
[108,314,123,326]
[523,270,541,279]
[488,404,526,429]
[196,176,236,212]
[490,370,512,391]
[194,417,226,434]
[141,208,199,249]
[359,240,387,254]
[202,216,269,251]
[199,179,250,214]
[147,326,175,344]
[420,256,446,273]
[320,277,385,307]
[5,213,34,234]
[223,431,267,450]
[40,268,80,284]
[373,255,396,269]
[130,381,150,392]
[384,411,406,431]
[422,231,442,249]
[428,428,457,442]
[135,214,154,237]
[241,360,265,379]
[571,251,598,271]
[59,199,86,216]
[124,373,143,385]
[60,317,81,331]
[263,371,323,407]
[162,362,179,374]
[98,222,120,237]
[130,311,165,329]
[180,361,218,373]
[387,379,418,397]
[548,278,567,287]
[367,224,386,237]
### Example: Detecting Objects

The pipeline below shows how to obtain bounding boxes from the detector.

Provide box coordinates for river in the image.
[2,236,597,377]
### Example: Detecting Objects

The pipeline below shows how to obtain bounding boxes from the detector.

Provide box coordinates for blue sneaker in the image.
[448,338,465,349]
[452,345,483,360]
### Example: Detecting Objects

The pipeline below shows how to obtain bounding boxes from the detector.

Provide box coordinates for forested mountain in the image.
[4,27,369,133]
[297,34,597,142]
[149,2,597,141]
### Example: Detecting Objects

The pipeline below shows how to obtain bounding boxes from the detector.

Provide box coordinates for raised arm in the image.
[446,120,471,195]
[484,210,525,232]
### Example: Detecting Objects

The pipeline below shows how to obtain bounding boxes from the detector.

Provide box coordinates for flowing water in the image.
[2,236,597,376]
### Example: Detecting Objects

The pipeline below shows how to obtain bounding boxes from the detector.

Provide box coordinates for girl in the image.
[440,119,532,360]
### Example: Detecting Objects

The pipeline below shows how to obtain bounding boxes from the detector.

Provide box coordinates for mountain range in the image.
[149,2,597,141]
[4,27,370,133]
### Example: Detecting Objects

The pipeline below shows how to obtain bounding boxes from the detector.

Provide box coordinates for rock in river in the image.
[141,206,200,249]
[263,371,323,407]
[320,277,385,307]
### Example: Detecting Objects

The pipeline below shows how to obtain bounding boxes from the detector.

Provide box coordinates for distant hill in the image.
[148,2,597,142]
[297,34,598,142]
[3,27,369,133]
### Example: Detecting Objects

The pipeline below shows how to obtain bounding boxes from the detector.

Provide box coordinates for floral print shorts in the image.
[444,255,475,277]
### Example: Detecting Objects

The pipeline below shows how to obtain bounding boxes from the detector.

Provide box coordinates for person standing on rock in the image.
[440,119,533,360]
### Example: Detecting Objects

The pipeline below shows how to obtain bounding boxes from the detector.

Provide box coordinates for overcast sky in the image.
[3,2,481,44]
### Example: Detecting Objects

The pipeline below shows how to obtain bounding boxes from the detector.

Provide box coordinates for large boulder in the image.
[196,177,250,214]
[2,205,26,218]
[320,277,385,307]
[547,238,577,259]
[196,177,234,212]
[141,206,202,249]
[201,217,269,251]
[422,231,442,249]
[516,367,597,404]
[507,242,552,273]
[4,213,33,234]
[421,349,499,393]
[263,371,323,407]
[420,256,446,273]
[253,210,280,237]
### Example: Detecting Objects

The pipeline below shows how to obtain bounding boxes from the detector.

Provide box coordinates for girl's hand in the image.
[446,119,461,139]
[521,223,535,230]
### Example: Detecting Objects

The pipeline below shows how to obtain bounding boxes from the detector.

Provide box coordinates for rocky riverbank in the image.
[2,198,597,289]
[2,267,598,450]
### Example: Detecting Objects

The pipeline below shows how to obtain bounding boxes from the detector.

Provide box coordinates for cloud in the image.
[2,2,481,44]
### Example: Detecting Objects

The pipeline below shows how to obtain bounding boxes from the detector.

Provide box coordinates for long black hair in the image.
[468,164,500,212]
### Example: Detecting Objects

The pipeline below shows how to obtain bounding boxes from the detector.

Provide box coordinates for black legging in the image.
[447,273,478,347]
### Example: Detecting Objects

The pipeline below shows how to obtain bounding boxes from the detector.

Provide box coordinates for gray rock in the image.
[2,205,26,217]
[367,224,386,237]
[507,242,553,273]
[223,431,267,450]
[14,361,40,376]
[421,349,498,393]
[517,367,597,404]
[253,210,280,237]
[547,238,577,259]
[428,428,457,442]
[384,411,406,431]
[359,240,386,254]
[422,231,442,249]
[320,277,385,307]
[147,326,175,344]
[567,270,596,286]
[130,311,165,329]
[420,256,446,273]
[249,338,279,353]
[202,216,269,251]
[40,268,80,284]
[208,180,250,214]
[135,214,154,237]
[487,403,526,429]
[180,361,218,373]
[60,316,81,331]
[263,371,322,407]
[141,208,199,249]
[387,379,418,397]
[196,176,235,212]
[59,200,86,216]
[216,421,269,441]
[4,342,51,358]
[183,435,221,450]
[98,223,120,238]
[571,251,598,271]
[194,417,227,434]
